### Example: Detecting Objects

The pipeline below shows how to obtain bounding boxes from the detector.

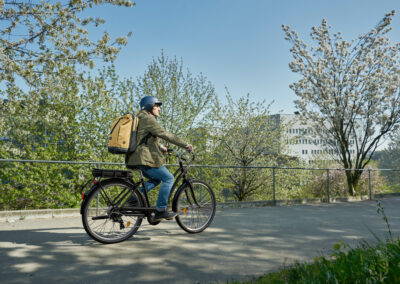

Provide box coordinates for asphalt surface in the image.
[1,198,400,284]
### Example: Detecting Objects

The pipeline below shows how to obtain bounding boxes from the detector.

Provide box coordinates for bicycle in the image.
[80,150,216,244]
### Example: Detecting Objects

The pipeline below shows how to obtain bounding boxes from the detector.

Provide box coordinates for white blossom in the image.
[282,11,400,195]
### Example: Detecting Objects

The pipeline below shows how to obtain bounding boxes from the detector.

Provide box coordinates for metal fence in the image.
[1,159,400,210]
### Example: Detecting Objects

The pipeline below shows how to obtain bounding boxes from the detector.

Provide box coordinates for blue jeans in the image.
[138,165,174,212]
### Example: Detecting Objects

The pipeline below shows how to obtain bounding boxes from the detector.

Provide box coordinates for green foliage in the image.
[208,92,294,201]
[132,50,216,165]
[0,162,92,210]
[376,201,393,242]
[272,163,315,200]
[0,64,135,209]
[275,240,400,283]
[306,166,387,199]
[234,239,400,283]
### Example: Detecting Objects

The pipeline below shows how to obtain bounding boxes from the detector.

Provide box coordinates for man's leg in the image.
[140,165,176,220]
[140,165,174,211]
[126,167,160,206]
[141,169,161,192]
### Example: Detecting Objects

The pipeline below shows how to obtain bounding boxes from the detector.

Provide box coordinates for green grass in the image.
[240,239,400,283]
[380,184,400,194]
[232,201,400,284]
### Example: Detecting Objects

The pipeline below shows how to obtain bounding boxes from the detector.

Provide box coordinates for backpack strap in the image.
[109,117,123,135]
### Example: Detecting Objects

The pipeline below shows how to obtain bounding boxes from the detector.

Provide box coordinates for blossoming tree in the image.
[0,0,133,86]
[282,11,400,195]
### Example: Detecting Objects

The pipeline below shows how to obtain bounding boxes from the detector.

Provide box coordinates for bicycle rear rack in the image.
[92,168,133,179]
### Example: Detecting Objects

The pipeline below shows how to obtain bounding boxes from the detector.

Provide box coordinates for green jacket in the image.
[125,110,188,168]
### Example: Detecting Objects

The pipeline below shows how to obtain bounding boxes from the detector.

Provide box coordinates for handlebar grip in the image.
[166,148,194,162]
[189,150,195,161]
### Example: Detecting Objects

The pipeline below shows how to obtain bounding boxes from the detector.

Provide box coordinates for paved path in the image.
[1,198,400,284]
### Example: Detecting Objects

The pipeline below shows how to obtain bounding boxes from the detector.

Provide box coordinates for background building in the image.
[273,113,362,163]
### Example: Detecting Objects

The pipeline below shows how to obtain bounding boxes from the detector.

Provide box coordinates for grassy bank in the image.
[236,202,400,284]
[244,239,400,283]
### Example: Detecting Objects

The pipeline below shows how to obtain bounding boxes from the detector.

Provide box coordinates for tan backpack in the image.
[107,114,139,154]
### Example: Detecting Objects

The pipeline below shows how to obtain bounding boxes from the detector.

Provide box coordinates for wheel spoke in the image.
[82,180,143,244]
[175,181,216,233]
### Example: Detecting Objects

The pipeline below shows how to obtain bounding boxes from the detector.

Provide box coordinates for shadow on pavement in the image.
[0,198,399,283]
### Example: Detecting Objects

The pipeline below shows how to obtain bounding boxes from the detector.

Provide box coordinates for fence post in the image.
[368,169,372,200]
[326,169,330,204]
[272,167,276,205]
[96,163,101,213]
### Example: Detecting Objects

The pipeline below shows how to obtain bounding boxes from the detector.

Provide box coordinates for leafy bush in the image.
[308,168,387,199]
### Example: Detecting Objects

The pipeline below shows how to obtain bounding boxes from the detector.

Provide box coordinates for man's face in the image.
[152,104,161,117]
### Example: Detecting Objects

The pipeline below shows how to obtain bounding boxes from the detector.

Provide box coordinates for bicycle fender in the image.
[80,183,99,215]
[171,179,193,212]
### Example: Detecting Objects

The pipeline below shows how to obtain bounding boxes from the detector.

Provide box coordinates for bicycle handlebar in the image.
[167,148,195,164]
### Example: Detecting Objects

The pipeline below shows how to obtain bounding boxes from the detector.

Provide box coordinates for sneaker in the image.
[154,211,178,221]
[125,195,139,208]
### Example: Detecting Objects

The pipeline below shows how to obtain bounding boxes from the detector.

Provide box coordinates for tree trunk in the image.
[345,170,362,196]
[233,168,247,201]
[238,167,247,201]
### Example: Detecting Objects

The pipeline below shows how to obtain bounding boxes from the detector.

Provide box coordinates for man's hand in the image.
[160,145,168,155]
[186,144,194,152]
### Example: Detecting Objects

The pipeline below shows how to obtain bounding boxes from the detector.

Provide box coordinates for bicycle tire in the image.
[173,180,216,233]
[81,178,144,244]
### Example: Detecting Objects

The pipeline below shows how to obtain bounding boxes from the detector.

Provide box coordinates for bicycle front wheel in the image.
[173,180,216,233]
[81,179,143,244]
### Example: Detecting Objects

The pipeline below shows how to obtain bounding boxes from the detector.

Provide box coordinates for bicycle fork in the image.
[183,180,200,207]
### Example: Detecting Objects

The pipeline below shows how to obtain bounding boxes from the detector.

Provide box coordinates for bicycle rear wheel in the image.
[81,179,143,244]
[173,180,216,233]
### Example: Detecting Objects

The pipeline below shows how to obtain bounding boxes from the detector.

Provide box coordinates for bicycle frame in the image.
[116,152,194,216]
[84,151,197,221]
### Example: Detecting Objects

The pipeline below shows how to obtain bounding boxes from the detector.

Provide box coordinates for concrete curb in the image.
[0,208,80,222]
[1,193,399,222]
[218,193,400,208]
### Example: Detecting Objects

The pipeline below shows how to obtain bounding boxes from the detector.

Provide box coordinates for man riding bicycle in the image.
[125,96,193,221]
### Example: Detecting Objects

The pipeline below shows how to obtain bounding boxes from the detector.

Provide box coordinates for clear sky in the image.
[87,0,400,115]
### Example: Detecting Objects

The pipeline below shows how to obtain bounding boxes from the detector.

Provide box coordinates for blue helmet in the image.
[139,96,162,112]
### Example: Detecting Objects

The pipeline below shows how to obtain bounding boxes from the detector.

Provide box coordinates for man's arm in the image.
[145,115,189,149]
